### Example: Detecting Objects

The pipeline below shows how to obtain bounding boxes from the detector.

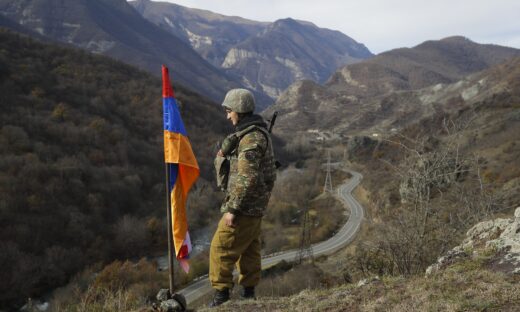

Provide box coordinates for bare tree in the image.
[358,117,508,275]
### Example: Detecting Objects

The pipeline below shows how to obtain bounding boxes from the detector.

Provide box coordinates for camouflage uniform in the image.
[209,115,276,291]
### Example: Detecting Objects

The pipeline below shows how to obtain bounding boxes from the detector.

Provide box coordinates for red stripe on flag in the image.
[178,244,189,259]
[162,65,175,98]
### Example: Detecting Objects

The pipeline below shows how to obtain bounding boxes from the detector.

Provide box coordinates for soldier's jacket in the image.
[220,115,276,217]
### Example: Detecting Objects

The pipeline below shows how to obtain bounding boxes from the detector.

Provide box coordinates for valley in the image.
[0,1,519,311]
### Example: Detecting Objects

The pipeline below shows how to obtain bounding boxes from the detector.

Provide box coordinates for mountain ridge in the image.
[0,0,243,102]
[326,35,520,96]
[221,17,373,99]
[264,37,520,135]
[130,0,267,67]
[129,0,373,106]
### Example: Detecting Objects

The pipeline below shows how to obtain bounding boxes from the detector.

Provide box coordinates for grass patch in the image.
[202,255,520,312]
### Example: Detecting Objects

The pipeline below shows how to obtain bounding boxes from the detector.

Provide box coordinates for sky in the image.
[155,0,520,54]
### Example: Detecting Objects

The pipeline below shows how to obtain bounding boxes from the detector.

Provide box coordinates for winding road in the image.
[178,170,365,305]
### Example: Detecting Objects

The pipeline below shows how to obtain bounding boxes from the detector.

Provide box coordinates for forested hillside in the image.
[0,28,227,308]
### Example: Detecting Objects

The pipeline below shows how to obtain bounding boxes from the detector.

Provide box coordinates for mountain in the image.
[268,54,520,225]
[222,18,373,99]
[357,55,520,211]
[130,0,373,105]
[0,0,242,102]
[326,36,520,97]
[264,37,520,135]
[130,0,267,67]
[0,29,227,309]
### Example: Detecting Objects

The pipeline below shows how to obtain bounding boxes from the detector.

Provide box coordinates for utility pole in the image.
[323,150,333,193]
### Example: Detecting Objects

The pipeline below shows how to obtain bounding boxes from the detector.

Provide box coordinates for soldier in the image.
[209,89,277,307]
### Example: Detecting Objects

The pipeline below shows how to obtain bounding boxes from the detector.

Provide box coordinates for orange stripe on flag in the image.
[171,181,188,258]
[164,131,199,168]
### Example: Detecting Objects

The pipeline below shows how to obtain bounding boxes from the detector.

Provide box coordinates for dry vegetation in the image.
[47,252,213,312]
[0,29,227,309]
[262,138,350,254]
[41,112,350,311]
[205,248,520,311]
[49,259,166,312]
[347,116,514,278]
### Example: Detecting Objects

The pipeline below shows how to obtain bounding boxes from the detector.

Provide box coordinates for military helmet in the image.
[221,88,255,113]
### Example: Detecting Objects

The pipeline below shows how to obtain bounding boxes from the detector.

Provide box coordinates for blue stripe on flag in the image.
[163,97,187,136]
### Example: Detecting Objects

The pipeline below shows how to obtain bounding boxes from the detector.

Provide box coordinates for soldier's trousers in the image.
[209,214,262,291]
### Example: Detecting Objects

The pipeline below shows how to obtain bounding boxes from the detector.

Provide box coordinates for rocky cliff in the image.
[222,18,372,100]
[130,0,267,67]
[427,207,520,276]
[130,0,373,107]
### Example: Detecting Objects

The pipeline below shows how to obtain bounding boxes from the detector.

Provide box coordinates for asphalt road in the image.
[178,170,365,305]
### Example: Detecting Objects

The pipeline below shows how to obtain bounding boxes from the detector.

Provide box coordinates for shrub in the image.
[113,216,150,258]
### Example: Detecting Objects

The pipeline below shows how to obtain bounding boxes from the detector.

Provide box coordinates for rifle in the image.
[267,111,282,169]
[268,111,278,133]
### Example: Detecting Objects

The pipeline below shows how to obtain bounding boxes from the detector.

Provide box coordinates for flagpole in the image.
[165,164,175,295]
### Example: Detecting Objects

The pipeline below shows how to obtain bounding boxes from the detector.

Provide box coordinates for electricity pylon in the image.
[323,150,333,193]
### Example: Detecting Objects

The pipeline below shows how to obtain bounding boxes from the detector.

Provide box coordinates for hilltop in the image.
[202,208,520,311]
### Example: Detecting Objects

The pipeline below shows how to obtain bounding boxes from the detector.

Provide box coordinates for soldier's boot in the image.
[208,288,230,308]
[240,286,255,300]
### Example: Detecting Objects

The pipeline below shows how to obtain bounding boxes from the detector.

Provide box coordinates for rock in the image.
[464,218,511,247]
[484,207,520,274]
[425,265,436,276]
[356,275,380,287]
[426,207,520,276]
[159,299,182,312]
[156,289,170,301]
[484,211,519,254]
[155,290,186,312]
[426,247,468,276]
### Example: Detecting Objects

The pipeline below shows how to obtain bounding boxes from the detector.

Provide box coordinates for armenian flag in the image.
[162,65,199,273]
